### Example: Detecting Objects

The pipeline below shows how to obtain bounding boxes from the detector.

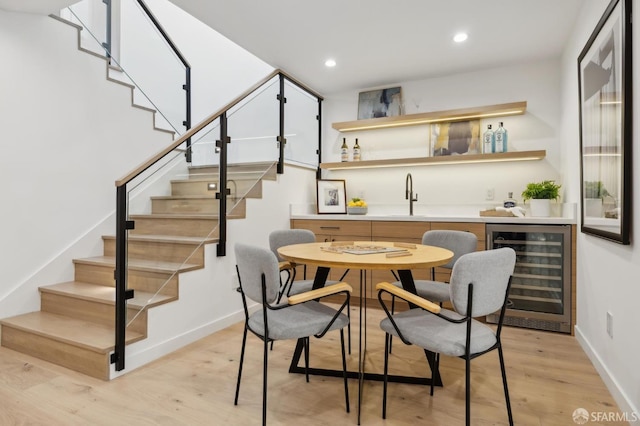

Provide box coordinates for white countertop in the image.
[290,203,577,225]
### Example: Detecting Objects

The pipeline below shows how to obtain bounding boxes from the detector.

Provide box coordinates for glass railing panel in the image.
[223,77,280,211]
[119,0,186,133]
[226,76,280,165]
[186,120,222,167]
[65,0,187,135]
[123,123,221,329]
[63,1,108,56]
[284,80,320,169]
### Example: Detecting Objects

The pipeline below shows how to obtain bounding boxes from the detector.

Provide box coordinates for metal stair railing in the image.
[112,68,323,372]
[64,0,191,143]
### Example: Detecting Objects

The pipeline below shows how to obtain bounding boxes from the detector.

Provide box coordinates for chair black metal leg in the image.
[465,355,471,426]
[263,335,269,426]
[432,353,440,396]
[340,329,350,413]
[347,305,352,355]
[389,296,395,354]
[234,325,248,405]
[338,269,352,354]
[423,349,440,397]
[498,345,514,426]
[382,333,390,419]
[304,337,310,383]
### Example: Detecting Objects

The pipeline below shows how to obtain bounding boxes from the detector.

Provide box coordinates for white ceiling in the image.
[2,0,584,95]
[169,0,584,94]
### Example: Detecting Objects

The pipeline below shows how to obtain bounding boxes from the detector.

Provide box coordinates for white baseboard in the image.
[109,308,248,380]
[574,325,640,424]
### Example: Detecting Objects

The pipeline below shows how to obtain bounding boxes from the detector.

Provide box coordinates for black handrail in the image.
[277,74,286,174]
[113,69,322,372]
[216,112,229,257]
[134,0,192,154]
[102,0,111,59]
[317,98,323,180]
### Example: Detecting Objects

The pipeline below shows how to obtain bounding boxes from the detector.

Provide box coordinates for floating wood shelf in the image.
[332,101,527,132]
[320,150,546,170]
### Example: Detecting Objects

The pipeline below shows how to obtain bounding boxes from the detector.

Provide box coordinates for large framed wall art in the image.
[578,0,632,244]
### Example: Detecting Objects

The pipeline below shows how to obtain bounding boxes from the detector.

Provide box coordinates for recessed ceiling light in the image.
[325,59,337,67]
[453,32,468,43]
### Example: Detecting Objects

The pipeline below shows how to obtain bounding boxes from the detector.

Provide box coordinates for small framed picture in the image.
[316,179,347,214]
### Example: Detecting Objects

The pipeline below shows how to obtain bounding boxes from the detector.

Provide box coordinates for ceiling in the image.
[2,0,584,95]
[169,0,584,94]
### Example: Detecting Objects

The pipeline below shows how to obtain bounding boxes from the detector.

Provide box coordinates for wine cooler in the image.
[486,224,572,333]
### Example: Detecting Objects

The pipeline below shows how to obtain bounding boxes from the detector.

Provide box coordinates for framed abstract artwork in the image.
[357,87,403,119]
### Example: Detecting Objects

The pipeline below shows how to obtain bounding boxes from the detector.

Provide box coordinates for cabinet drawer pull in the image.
[320,226,340,230]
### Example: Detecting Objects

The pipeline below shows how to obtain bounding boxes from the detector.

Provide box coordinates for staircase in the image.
[0,162,276,380]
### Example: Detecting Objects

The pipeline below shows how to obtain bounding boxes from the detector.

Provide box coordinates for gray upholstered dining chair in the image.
[388,230,477,354]
[233,243,352,426]
[391,229,478,303]
[269,228,351,352]
[377,247,516,426]
[269,229,323,299]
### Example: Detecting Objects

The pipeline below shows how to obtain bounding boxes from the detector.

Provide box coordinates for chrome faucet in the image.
[405,173,418,216]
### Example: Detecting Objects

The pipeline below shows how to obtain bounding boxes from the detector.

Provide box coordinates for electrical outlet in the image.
[486,187,495,200]
[606,311,613,338]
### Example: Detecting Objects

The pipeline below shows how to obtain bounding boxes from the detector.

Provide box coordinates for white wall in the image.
[0,10,173,315]
[561,0,640,418]
[322,59,563,211]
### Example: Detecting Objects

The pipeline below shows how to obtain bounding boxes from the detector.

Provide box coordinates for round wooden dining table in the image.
[277,240,453,425]
[277,240,454,294]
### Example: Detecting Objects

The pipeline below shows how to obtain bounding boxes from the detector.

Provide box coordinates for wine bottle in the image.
[341,138,349,162]
[482,124,495,154]
[353,138,361,161]
[495,122,508,153]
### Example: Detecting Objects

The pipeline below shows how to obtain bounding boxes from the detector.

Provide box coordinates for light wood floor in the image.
[0,304,625,426]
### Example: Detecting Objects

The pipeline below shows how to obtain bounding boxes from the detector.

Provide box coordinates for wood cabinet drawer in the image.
[371,221,431,240]
[291,219,372,238]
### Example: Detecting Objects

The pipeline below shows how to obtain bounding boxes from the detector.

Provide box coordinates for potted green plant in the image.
[583,181,609,217]
[583,181,609,199]
[521,180,561,217]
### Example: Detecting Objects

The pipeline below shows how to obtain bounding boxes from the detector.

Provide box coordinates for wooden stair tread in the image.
[150,194,217,200]
[102,234,218,245]
[130,213,219,219]
[188,161,275,170]
[0,311,143,354]
[73,256,201,273]
[129,213,244,220]
[39,281,176,309]
[150,194,242,201]
[188,162,277,180]
[170,177,263,185]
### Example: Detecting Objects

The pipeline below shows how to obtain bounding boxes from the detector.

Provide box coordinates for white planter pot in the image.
[529,199,551,217]
[584,198,603,217]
